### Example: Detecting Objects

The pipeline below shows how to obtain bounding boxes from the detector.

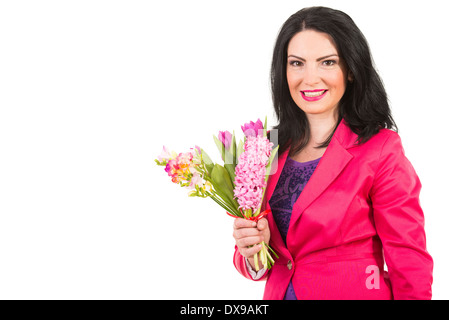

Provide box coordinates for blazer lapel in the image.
[264,149,291,259]
[289,120,355,228]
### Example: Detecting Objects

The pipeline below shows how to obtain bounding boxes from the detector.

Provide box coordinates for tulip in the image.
[241,119,263,137]
[218,130,232,149]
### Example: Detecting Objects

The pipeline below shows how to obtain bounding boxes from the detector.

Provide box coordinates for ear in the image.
[348,71,354,82]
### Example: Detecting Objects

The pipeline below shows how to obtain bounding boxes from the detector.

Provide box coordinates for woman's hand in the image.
[233,217,271,270]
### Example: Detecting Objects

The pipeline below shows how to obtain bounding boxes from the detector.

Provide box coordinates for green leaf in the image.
[200,148,214,176]
[224,163,236,188]
[231,130,236,165]
[210,164,238,212]
[265,145,279,182]
[213,135,226,162]
[267,145,279,168]
[236,139,244,161]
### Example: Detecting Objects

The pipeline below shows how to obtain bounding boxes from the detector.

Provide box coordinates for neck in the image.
[306,111,339,147]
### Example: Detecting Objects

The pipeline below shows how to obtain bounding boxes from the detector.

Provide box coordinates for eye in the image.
[322,60,337,66]
[289,60,303,67]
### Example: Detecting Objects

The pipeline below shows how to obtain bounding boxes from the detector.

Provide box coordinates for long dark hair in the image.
[271,6,397,155]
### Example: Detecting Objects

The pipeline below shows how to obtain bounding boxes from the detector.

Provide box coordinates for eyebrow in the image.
[287,54,339,61]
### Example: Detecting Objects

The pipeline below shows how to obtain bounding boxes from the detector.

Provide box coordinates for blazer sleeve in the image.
[370,131,433,299]
[233,179,270,282]
[233,245,268,281]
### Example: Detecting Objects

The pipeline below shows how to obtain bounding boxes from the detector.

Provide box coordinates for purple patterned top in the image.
[269,156,321,300]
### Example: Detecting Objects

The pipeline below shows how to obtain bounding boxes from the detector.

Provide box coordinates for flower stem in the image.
[206,191,241,217]
[253,250,259,271]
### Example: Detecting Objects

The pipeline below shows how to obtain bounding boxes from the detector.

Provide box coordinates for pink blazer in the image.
[233,120,433,299]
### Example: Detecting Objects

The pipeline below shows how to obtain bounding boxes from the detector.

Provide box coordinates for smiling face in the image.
[286,30,349,120]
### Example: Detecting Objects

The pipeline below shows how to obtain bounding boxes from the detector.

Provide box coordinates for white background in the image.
[0,0,448,299]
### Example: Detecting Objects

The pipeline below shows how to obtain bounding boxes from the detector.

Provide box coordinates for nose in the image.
[303,65,320,86]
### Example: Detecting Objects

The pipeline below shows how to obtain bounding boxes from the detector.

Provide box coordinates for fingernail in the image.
[252,222,257,227]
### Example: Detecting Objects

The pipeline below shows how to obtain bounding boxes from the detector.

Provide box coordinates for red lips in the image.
[300,89,328,101]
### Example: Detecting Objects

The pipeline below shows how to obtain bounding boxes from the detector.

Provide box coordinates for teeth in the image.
[303,90,326,97]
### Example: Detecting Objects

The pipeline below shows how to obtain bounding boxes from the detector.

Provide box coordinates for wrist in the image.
[247,256,262,271]
[245,257,267,280]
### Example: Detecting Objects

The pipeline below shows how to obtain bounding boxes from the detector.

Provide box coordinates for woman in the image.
[232,6,433,300]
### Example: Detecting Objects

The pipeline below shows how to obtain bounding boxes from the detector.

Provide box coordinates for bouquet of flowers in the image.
[155,117,279,270]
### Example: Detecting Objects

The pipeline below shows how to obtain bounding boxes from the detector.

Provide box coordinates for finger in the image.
[239,243,262,258]
[256,218,268,231]
[236,235,264,248]
[234,218,257,229]
[233,227,260,240]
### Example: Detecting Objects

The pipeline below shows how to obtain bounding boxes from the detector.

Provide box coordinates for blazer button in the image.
[287,260,292,270]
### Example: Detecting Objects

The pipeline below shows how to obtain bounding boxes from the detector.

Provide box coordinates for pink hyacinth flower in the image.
[233,135,273,211]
